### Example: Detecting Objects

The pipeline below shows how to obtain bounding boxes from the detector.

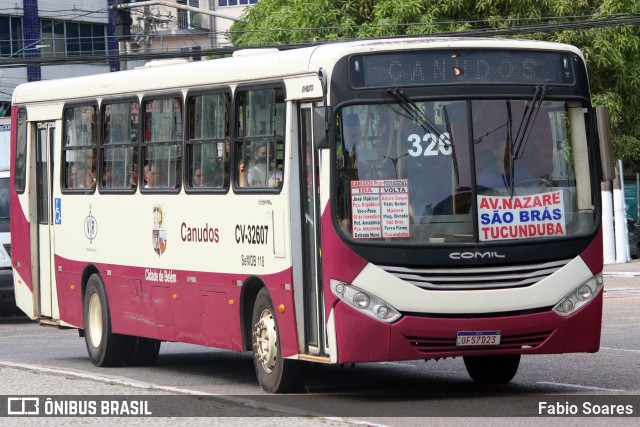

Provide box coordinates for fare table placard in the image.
[350,179,410,239]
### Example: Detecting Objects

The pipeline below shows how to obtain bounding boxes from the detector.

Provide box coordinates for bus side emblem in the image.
[84,206,98,243]
[152,205,167,256]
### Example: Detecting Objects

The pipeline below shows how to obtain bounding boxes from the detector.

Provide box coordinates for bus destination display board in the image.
[350,50,575,88]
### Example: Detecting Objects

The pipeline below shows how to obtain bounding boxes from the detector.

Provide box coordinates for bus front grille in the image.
[405,330,553,354]
[379,259,571,290]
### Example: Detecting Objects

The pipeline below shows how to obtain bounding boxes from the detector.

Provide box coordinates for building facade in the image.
[0,0,115,109]
[129,0,256,54]
[0,0,257,112]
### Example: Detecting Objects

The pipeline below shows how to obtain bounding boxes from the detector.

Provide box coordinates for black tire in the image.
[127,337,161,366]
[83,274,132,367]
[463,354,520,384]
[252,288,306,393]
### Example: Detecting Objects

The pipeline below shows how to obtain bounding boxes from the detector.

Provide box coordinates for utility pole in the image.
[143,5,152,54]
[113,0,133,71]
[111,0,242,68]
[112,0,240,23]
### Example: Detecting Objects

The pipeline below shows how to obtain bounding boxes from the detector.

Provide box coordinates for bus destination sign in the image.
[351,50,575,88]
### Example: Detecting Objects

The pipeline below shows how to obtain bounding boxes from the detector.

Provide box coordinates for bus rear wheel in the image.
[83,273,132,367]
[251,288,305,393]
[463,354,520,384]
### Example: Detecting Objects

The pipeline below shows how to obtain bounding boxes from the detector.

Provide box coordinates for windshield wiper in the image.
[506,100,515,197]
[513,85,546,160]
[442,104,460,188]
[386,88,442,136]
[504,86,545,197]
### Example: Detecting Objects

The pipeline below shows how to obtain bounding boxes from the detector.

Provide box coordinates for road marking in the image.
[0,360,381,424]
[601,346,640,353]
[378,361,412,368]
[604,272,640,277]
[537,381,625,393]
[0,360,214,395]
[603,288,640,299]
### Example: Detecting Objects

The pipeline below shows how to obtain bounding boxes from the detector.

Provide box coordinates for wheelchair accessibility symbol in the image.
[54,198,62,224]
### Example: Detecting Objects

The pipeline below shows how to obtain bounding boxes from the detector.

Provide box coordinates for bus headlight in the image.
[331,279,401,323]
[553,274,603,317]
[353,292,370,308]
[576,284,594,301]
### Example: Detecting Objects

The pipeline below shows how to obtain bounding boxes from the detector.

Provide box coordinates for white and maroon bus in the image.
[10,37,604,392]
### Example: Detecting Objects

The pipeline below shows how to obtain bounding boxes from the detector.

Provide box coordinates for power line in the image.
[227,13,640,43]
[1,12,639,68]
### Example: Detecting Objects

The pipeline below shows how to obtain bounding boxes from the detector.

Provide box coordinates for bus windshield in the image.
[336,99,596,244]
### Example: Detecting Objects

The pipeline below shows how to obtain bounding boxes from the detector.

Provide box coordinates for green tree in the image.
[231,0,640,171]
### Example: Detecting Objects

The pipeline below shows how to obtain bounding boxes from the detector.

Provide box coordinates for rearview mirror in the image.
[313,106,333,149]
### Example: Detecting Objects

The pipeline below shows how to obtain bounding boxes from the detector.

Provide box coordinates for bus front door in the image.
[34,122,55,318]
[297,104,327,357]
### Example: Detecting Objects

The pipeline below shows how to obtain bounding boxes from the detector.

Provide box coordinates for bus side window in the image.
[14,108,28,193]
[186,91,230,190]
[62,104,98,191]
[141,97,182,191]
[101,100,139,191]
[234,86,285,191]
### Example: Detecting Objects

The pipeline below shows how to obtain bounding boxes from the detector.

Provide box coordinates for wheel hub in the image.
[87,292,103,348]
[254,308,277,373]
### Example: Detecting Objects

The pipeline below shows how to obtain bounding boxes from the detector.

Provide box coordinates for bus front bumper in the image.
[332,291,602,363]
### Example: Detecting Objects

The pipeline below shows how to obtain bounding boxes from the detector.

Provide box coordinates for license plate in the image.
[456,331,501,346]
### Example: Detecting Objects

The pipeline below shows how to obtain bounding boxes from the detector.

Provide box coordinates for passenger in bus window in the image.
[305,150,313,190]
[244,141,283,188]
[192,167,202,187]
[76,150,97,189]
[66,163,77,189]
[130,163,138,188]
[76,157,96,189]
[145,113,153,141]
[237,155,249,187]
[91,151,97,188]
[144,163,156,188]
[77,169,94,189]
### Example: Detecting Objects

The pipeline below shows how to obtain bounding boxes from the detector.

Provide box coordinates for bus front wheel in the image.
[463,354,520,383]
[251,288,305,393]
[83,273,131,367]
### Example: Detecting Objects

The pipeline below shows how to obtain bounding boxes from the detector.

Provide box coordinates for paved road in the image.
[0,363,356,426]
[0,259,638,426]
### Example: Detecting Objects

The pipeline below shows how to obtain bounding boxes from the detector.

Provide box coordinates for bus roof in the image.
[12,37,583,105]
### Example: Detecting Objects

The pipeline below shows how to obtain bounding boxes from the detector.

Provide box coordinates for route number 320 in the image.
[407,132,452,156]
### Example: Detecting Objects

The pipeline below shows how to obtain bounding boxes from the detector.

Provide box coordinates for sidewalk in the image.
[603,258,640,276]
